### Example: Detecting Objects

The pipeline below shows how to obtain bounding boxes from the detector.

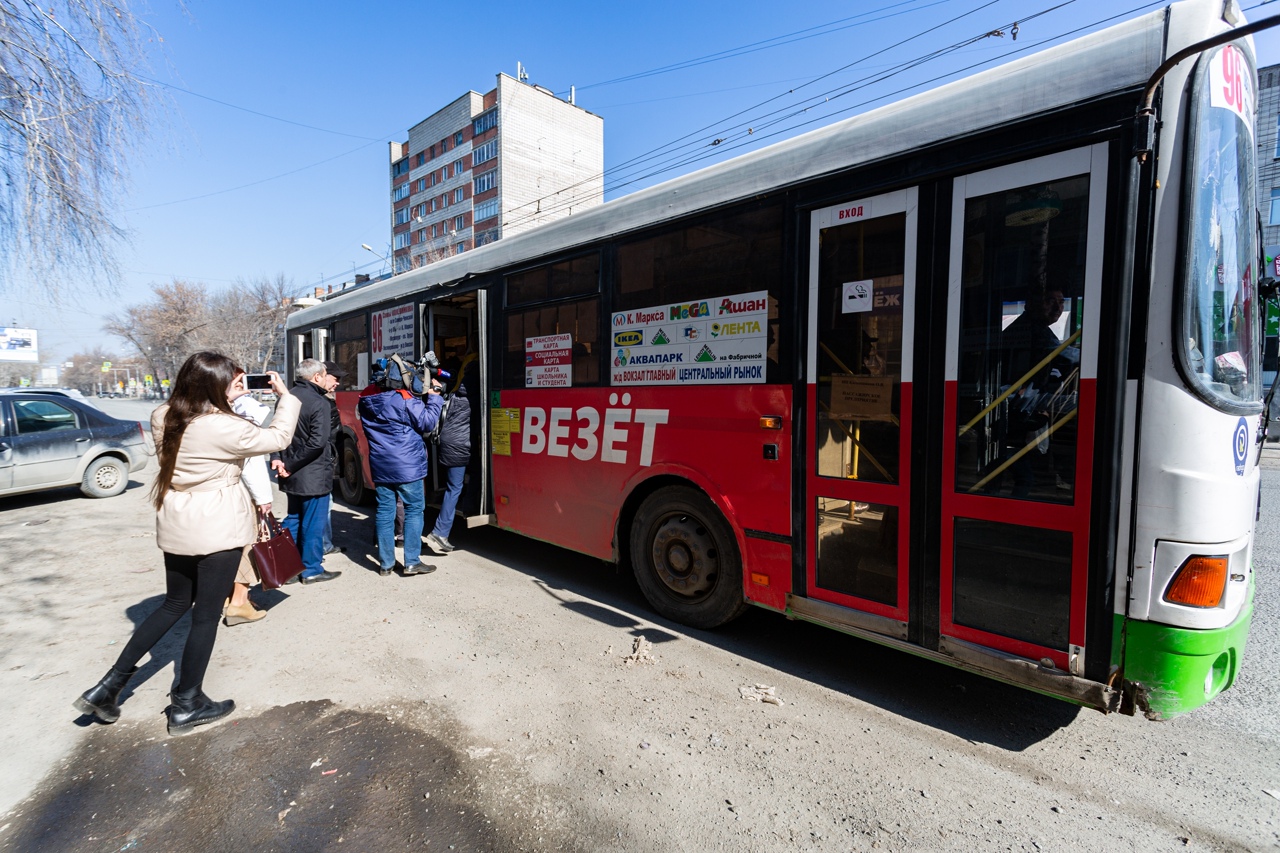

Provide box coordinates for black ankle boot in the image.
[73,666,138,723]
[165,685,234,736]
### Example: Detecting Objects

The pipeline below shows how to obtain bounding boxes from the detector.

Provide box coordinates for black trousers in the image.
[113,549,240,694]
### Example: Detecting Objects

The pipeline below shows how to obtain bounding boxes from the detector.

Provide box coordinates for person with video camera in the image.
[358,354,443,576]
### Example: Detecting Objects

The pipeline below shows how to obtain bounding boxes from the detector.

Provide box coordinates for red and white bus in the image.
[288,0,1269,718]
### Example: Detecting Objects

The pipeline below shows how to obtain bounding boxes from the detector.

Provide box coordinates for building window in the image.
[454,131,464,146]
[456,242,465,255]
[415,177,427,192]
[454,187,465,204]
[440,138,449,153]
[1271,188,1280,225]
[474,170,496,195]
[453,158,464,175]
[432,223,439,238]
[475,198,500,222]
[392,158,410,177]
[473,139,497,167]
[429,172,436,187]
[395,255,412,273]
[394,231,411,250]
[416,228,427,243]
[473,110,497,136]
[394,207,411,225]
[455,214,465,231]
[393,183,410,202]
[416,152,426,167]
[430,198,438,212]
[429,144,436,160]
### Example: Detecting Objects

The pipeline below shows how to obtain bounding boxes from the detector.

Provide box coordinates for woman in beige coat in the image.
[74,352,300,736]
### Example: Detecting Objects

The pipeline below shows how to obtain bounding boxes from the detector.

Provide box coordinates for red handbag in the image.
[249,511,304,589]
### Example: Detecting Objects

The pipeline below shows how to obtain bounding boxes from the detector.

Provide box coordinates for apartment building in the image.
[388,73,604,272]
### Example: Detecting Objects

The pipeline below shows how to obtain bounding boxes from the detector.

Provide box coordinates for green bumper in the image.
[1120,581,1254,719]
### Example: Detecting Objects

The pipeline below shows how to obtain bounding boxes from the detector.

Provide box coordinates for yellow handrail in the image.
[957,328,1082,437]
[966,408,1078,494]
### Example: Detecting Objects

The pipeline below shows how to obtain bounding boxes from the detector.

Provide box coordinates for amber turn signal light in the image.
[1164,556,1228,608]
[759,416,783,430]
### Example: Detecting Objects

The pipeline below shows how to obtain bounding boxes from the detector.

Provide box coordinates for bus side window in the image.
[504,254,601,389]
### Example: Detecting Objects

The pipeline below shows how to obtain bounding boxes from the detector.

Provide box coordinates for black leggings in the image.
[113,549,239,693]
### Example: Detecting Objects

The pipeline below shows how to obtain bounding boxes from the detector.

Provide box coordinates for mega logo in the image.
[613,330,644,347]
[669,301,710,320]
[718,296,767,315]
[522,394,669,467]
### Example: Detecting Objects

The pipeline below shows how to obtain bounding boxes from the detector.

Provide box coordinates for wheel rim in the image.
[94,463,121,490]
[648,511,719,601]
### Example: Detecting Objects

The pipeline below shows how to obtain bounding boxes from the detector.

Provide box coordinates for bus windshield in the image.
[1180,42,1260,411]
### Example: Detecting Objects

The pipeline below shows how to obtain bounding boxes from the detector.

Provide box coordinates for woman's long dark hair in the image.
[151,351,244,510]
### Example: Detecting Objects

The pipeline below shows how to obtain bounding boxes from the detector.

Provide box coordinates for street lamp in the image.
[362,243,391,275]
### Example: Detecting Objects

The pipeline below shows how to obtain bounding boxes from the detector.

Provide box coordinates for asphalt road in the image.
[0,418,1275,851]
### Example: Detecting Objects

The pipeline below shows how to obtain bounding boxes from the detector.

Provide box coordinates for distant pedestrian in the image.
[358,356,442,576]
[73,354,297,735]
[272,359,339,584]
[426,381,471,554]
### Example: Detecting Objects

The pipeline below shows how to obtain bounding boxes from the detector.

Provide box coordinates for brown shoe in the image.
[223,601,267,626]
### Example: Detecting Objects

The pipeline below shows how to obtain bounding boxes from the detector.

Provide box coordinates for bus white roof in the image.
[292,0,1227,328]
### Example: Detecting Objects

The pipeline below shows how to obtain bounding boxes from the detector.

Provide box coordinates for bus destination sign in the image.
[609,290,769,385]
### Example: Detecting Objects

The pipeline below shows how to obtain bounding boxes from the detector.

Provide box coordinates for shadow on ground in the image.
[7,701,573,852]
[457,525,1083,752]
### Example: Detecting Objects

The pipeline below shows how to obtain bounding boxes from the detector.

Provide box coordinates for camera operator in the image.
[357,355,442,576]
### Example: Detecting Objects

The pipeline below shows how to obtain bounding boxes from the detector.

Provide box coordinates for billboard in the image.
[0,328,38,363]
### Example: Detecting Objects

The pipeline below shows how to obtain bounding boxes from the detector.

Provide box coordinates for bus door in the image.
[805,188,918,638]
[940,145,1107,674]
[423,295,492,524]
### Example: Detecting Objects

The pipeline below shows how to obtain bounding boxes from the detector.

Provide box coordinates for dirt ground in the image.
[0,399,1277,851]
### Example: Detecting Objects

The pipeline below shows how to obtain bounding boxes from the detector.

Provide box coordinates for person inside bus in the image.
[358,356,443,576]
[998,286,1078,498]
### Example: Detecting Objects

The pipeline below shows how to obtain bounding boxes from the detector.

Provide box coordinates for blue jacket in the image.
[358,389,443,485]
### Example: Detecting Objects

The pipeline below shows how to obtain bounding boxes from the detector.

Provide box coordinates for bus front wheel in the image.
[629,485,748,630]
[338,442,367,505]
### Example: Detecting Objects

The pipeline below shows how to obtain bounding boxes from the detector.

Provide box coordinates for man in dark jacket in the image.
[426,382,471,554]
[273,359,339,583]
[358,357,443,576]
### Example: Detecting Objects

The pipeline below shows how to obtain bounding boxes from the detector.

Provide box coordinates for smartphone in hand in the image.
[245,374,273,391]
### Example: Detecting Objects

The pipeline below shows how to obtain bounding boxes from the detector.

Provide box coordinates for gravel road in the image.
[0,398,1275,851]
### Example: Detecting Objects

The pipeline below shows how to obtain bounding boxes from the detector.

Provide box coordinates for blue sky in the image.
[7,0,1280,361]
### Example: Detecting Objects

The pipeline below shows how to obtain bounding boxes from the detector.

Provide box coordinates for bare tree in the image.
[104,280,210,379]
[62,345,122,394]
[0,0,159,291]
[105,275,299,377]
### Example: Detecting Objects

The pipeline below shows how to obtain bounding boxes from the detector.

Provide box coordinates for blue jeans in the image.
[322,508,333,552]
[282,494,330,578]
[376,480,424,569]
[432,466,465,539]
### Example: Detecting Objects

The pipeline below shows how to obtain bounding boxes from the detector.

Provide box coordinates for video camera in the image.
[418,350,452,390]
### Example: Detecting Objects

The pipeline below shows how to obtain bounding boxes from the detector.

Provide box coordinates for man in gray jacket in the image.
[272,359,339,584]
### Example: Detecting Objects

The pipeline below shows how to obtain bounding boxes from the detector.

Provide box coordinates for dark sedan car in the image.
[0,392,148,498]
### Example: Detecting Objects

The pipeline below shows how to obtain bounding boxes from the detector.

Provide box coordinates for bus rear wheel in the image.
[338,442,367,505]
[629,485,747,630]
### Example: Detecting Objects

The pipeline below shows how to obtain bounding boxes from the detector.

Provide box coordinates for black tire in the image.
[81,456,128,498]
[338,441,368,505]
[629,485,748,630]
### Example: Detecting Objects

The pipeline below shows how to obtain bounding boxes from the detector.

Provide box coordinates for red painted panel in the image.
[491,386,794,568]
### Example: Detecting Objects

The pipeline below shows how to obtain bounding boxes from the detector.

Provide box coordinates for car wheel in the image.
[629,485,748,630]
[81,456,128,498]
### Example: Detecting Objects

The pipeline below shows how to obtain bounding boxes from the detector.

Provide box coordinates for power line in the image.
[136,74,386,141]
